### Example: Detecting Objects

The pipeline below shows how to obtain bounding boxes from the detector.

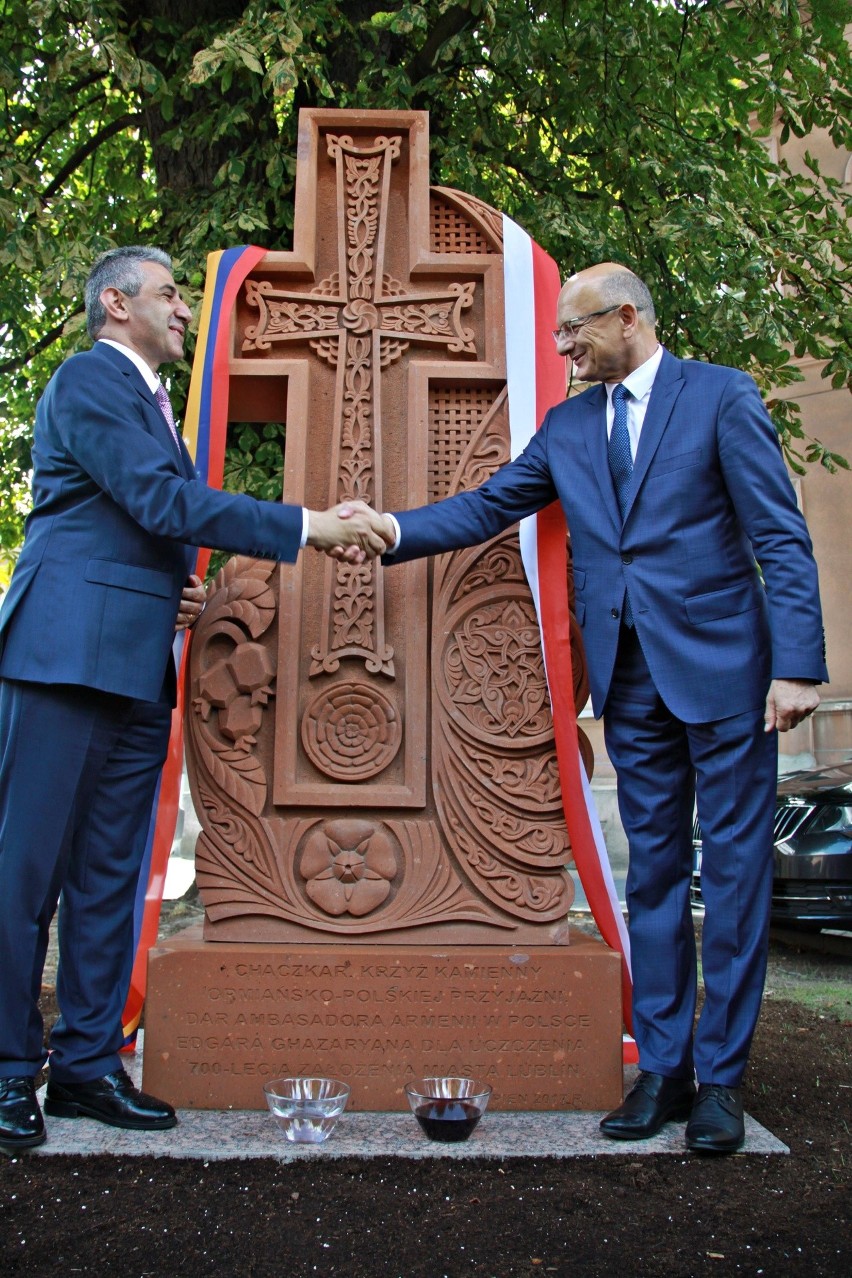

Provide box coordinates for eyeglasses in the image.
[551,304,631,343]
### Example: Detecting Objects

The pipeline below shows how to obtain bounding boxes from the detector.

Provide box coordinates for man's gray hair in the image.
[597,268,656,325]
[85,246,173,339]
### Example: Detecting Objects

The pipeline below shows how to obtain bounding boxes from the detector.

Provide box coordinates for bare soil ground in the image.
[1,900,850,1278]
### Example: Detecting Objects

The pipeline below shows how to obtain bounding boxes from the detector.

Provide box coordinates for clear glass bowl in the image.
[263,1077,351,1144]
[403,1076,493,1143]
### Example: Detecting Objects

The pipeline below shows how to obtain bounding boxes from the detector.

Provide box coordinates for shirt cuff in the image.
[386,513,401,553]
[300,508,309,548]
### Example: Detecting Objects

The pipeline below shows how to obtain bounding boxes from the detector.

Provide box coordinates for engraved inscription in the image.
[149,948,622,1111]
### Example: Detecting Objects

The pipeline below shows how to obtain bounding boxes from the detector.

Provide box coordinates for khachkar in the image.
[143,110,622,1112]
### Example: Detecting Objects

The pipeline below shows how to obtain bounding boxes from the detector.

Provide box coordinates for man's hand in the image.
[306,501,396,563]
[764,678,820,733]
[323,503,398,562]
[175,574,206,631]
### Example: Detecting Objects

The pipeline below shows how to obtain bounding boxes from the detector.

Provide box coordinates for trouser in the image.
[0,678,171,1082]
[603,626,777,1086]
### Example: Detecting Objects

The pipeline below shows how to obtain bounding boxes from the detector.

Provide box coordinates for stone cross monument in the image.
[143,109,622,1111]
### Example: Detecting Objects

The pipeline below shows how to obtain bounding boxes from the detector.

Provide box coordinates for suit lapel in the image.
[623,349,685,522]
[143,384,197,479]
[92,343,195,478]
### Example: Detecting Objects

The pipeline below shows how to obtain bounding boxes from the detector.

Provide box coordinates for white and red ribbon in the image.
[502,215,635,1052]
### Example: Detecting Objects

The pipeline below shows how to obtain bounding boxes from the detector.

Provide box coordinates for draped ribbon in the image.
[121,246,267,1046]
[502,215,635,1059]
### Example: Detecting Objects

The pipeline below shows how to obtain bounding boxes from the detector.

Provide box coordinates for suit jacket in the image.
[0,340,303,703]
[389,349,827,723]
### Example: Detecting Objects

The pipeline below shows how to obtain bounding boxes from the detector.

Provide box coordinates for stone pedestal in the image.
[142,927,622,1112]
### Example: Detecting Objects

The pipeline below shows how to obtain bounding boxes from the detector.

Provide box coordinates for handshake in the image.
[305,500,397,563]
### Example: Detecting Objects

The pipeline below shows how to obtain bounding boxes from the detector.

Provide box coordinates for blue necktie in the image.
[608,383,633,520]
[608,383,634,625]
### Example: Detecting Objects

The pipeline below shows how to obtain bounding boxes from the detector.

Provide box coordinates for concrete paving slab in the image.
[29,1035,788,1162]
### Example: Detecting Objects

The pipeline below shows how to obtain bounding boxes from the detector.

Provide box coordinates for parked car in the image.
[691,763,852,931]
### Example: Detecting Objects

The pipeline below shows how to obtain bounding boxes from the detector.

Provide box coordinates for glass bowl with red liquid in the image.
[403,1077,493,1142]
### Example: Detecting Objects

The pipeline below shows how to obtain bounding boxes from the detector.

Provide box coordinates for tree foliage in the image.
[1,0,850,554]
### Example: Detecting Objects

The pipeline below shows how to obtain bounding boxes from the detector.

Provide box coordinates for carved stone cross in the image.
[186,109,591,946]
[242,131,476,682]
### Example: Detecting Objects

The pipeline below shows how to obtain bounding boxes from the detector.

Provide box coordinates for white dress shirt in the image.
[98,337,160,393]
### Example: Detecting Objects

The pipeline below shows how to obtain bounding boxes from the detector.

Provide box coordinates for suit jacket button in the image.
[621,554,633,564]
[611,608,620,619]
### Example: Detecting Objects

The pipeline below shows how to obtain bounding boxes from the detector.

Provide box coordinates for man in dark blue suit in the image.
[370,262,826,1154]
[0,246,392,1154]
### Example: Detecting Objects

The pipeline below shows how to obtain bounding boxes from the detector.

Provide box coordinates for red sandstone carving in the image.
[301,818,396,917]
[185,110,592,944]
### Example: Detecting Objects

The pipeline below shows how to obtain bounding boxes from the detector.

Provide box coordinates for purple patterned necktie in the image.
[155,383,181,451]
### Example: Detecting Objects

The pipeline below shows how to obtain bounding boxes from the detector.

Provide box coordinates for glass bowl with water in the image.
[263,1077,351,1144]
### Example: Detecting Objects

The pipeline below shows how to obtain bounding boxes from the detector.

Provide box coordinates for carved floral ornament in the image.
[301,818,397,918]
[195,643,275,748]
[301,681,402,781]
[187,559,278,824]
[446,598,551,740]
[242,278,476,357]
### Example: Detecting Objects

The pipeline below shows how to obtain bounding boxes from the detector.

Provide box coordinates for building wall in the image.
[776,358,852,768]
[769,76,851,769]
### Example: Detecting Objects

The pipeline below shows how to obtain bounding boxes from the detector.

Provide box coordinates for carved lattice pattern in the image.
[430,194,496,255]
[429,384,499,501]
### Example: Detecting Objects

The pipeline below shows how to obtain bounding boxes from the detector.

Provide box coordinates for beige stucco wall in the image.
[771,72,851,767]
[774,357,852,767]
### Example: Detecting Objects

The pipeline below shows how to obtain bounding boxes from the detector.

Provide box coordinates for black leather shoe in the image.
[600,1070,696,1140]
[0,1077,46,1154]
[686,1084,744,1154]
[45,1068,177,1131]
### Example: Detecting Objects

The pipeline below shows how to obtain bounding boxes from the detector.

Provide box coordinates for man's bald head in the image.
[561,264,656,325]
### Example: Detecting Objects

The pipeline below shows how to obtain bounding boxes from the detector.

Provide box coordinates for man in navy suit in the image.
[0,246,392,1154]
[369,262,826,1153]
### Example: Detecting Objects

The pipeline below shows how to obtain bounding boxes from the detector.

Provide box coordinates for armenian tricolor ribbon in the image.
[121,245,266,1046]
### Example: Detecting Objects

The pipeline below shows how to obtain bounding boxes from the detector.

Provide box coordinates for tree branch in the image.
[30,90,110,163]
[39,112,143,205]
[0,308,84,376]
[406,4,477,85]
